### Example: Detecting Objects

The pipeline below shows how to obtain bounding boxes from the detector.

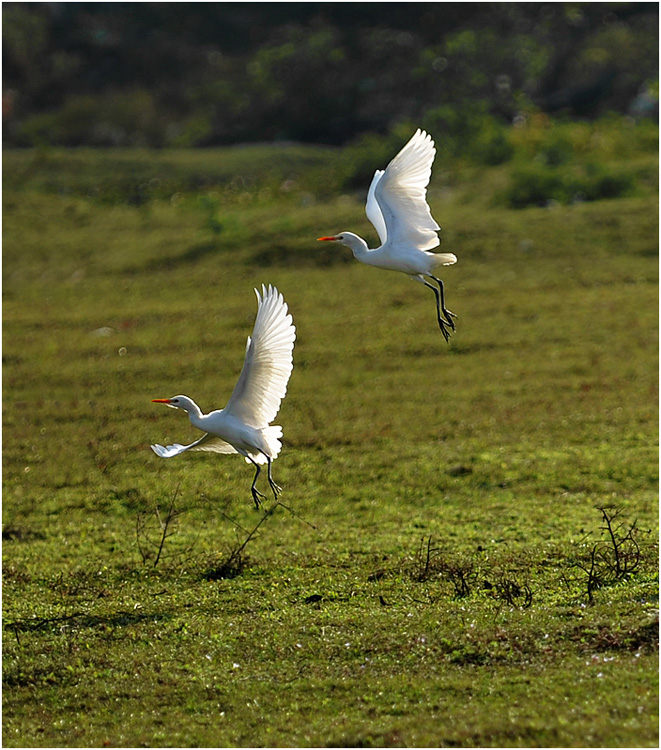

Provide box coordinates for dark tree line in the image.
[2,2,658,147]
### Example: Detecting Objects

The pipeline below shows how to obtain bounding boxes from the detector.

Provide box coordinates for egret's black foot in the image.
[268,479,282,498]
[443,308,457,329]
[251,488,267,510]
[266,458,281,500]
[424,276,456,342]
[436,315,453,343]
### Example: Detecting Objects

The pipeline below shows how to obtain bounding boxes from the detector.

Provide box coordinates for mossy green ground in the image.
[3,138,658,747]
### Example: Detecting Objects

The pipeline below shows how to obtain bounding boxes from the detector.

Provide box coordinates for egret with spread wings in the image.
[318,129,457,341]
[151,285,296,508]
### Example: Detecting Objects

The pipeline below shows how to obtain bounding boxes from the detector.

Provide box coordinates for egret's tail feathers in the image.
[432,252,458,267]
[262,424,283,458]
[243,425,283,465]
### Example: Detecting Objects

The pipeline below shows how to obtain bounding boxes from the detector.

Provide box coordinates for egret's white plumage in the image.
[151,284,295,507]
[318,129,457,341]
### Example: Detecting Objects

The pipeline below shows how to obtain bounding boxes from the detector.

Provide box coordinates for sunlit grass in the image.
[3,141,658,748]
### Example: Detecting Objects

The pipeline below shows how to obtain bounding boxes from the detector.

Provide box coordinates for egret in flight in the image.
[318,129,457,341]
[151,285,296,508]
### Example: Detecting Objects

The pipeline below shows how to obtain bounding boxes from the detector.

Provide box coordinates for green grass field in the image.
[3,135,659,748]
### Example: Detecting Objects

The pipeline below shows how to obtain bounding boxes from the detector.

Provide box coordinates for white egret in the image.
[318,129,457,341]
[151,284,296,508]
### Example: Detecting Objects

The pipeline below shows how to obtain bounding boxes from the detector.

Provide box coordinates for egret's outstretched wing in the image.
[151,433,239,458]
[374,129,440,252]
[365,169,387,245]
[223,285,295,428]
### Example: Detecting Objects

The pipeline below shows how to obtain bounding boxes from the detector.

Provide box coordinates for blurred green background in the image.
[3,2,658,149]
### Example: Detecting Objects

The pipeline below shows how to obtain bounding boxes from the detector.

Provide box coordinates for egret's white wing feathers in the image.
[374,129,440,252]
[151,433,239,458]
[365,169,387,245]
[223,284,296,428]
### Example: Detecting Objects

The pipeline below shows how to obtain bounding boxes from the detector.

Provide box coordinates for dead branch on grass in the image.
[205,500,284,580]
[571,505,644,603]
[136,485,192,567]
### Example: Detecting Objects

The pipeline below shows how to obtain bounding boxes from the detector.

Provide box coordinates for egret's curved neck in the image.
[180,398,204,425]
[341,232,371,259]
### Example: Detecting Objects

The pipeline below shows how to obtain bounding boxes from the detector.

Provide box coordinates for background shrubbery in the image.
[4,113,657,211]
[3,3,658,149]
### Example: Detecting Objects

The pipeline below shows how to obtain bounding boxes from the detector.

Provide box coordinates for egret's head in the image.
[151,395,193,412]
[318,233,345,244]
[317,232,367,255]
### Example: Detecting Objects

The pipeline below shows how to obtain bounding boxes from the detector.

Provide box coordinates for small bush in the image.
[505,164,567,208]
[503,162,635,208]
[583,165,636,201]
[15,89,166,148]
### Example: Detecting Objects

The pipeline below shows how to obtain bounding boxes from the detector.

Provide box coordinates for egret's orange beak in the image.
[317,236,337,242]
[151,398,172,404]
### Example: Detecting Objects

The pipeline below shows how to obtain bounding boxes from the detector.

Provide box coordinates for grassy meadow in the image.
[2,124,659,747]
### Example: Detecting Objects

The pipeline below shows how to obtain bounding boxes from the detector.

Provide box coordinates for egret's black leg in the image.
[266,458,282,500]
[430,275,457,330]
[423,279,453,342]
[248,459,267,509]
